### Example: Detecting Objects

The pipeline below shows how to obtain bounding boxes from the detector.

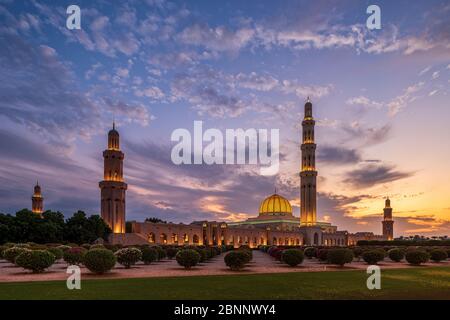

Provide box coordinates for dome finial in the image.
[113,118,115,130]
[306,96,311,103]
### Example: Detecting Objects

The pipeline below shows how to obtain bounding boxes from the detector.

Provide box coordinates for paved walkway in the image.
[0,251,449,283]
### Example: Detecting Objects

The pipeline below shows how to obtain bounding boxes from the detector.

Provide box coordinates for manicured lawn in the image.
[1,266,449,300]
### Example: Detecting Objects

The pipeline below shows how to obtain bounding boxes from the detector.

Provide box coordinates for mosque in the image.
[30,99,394,247]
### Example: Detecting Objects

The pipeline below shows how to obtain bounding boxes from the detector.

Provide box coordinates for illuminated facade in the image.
[107,99,393,246]
[99,122,127,234]
[31,182,43,215]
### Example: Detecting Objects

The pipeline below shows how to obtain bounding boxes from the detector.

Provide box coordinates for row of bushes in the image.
[0,243,231,274]
[262,245,448,267]
[357,240,450,246]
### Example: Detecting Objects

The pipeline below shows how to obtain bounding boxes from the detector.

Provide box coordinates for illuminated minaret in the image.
[300,98,317,226]
[99,122,127,233]
[382,197,394,240]
[31,181,43,215]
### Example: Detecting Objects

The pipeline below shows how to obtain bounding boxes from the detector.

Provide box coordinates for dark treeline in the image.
[0,209,111,244]
[357,240,450,246]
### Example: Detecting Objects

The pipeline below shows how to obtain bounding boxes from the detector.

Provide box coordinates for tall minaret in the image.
[31,181,44,215]
[382,197,394,240]
[300,98,317,226]
[99,122,127,234]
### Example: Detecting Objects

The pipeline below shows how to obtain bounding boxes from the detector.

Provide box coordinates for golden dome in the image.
[259,193,292,216]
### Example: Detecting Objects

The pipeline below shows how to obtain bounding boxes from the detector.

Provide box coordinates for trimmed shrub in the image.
[3,242,16,248]
[388,248,405,262]
[3,247,30,264]
[14,243,31,249]
[304,247,317,259]
[281,249,304,267]
[225,245,234,251]
[352,247,364,261]
[224,251,249,271]
[429,249,448,262]
[90,244,105,250]
[56,245,71,253]
[196,248,208,262]
[141,247,158,264]
[0,245,7,258]
[15,250,55,273]
[267,246,277,255]
[176,249,200,269]
[166,247,179,260]
[63,247,87,265]
[83,249,116,274]
[327,248,354,266]
[31,244,49,250]
[81,244,91,250]
[405,250,430,265]
[104,244,123,252]
[46,247,63,260]
[269,247,283,261]
[317,249,329,262]
[362,249,385,265]
[115,248,142,268]
[155,246,167,260]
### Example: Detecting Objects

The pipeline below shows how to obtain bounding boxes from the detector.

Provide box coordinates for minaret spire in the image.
[382,197,394,240]
[100,123,127,234]
[32,181,43,216]
[300,98,317,226]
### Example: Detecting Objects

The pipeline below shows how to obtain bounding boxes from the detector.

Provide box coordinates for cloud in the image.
[170,68,249,118]
[235,72,279,91]
[419,66,431,76]
[280,80,333,98]
[104,99,153,126]
[342,164,414,189]
[134,86,165,100]
[178,23,255,53]
[387,82,424,116]
[343,122,392,147]
[346,96,383,109]
[0,32,103,149]
[317,146,361,165]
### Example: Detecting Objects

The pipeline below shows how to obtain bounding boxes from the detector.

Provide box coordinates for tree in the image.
[64,211,111,244]
[145,217,167,223]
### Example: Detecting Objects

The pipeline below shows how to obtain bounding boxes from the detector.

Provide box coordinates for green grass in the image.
[1,267,450,300]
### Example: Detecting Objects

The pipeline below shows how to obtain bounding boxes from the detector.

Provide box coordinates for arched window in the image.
[148,233,155,243]
[273,237,277,245]
[160,233,167,244]
[171,233,178,244]
[193,234,199,244]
